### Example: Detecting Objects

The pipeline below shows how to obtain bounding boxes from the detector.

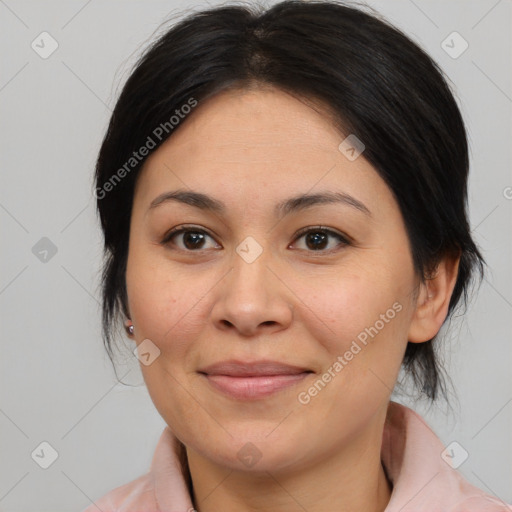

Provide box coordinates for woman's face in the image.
[125,86,426,472]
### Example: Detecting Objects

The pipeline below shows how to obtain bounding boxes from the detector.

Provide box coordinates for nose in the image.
[210,245,294,337]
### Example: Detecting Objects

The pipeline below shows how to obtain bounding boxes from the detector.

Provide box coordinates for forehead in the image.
[158,87,345,159]
[133,87,390,217]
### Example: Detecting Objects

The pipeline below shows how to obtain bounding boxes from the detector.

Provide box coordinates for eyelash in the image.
[160,224,351,254]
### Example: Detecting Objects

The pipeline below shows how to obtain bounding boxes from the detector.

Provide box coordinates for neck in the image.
[185,407,393,512]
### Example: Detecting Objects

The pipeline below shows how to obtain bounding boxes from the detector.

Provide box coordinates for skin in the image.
[124,85,460,512]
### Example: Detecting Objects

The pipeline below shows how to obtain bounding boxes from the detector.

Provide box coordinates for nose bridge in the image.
[230,235,272,304]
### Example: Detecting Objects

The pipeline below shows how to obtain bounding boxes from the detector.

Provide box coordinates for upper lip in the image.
[198,360,313,377]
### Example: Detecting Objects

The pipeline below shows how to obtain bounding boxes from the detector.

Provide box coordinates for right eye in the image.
[160,225,221,251]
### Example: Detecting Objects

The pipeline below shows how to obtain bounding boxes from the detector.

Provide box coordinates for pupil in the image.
[306,231,327,250]
[184,232,204,249]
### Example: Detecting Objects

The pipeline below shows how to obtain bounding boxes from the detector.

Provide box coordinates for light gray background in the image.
[1,0,511,510]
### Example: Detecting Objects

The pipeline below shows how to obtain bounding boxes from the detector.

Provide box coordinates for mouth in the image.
[197,360,314,400]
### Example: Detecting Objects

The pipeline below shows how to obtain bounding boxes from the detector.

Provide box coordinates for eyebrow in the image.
[147,189,371,218]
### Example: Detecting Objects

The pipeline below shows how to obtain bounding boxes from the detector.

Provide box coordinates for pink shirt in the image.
[81,401,511,511]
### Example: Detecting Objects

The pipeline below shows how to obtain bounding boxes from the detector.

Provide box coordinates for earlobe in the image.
[407,251,461,343]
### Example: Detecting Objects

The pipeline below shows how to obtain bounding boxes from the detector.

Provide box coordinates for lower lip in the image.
[201,373,312,400]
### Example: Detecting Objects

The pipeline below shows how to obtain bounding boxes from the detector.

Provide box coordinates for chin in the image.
[192,429,299,472]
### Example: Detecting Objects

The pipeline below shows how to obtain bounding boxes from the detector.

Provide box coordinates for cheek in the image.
[292,268,403,348]
[126,248,181,342]
[126,249,223,361]
[125,255,209,422]
[290,259,412,406]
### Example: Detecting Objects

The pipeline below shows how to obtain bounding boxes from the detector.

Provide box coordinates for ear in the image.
[407,250,461,343]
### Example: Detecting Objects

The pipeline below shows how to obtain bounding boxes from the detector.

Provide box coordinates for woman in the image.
[83,1,510,510]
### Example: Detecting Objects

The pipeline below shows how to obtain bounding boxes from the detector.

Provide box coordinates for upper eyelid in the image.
[293,225,350,241]
[162,224,217,241]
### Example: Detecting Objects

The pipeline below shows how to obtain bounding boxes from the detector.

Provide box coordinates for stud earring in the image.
[125,323,134,335]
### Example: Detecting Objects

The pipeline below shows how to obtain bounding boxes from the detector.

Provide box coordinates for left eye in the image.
[291,227,350,252]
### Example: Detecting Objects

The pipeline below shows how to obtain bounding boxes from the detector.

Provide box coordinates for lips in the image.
[198,360,314,400]
[198,359,312,377]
